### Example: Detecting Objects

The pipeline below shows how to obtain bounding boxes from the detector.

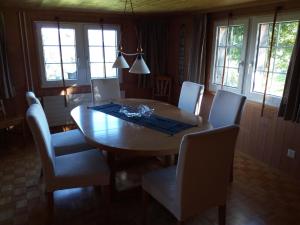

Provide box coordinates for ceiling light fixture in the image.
[112,0,150,74]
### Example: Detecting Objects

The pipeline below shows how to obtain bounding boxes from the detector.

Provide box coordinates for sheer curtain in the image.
[278,23,300,122]
[187,14,207,84]
[0,13,15,99]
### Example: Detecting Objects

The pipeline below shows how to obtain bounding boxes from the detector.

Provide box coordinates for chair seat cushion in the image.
[52,129,92,156]
[142,166,179,218]
[48,149,110,191]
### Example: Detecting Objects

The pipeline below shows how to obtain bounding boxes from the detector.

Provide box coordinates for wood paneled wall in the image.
[200,92,300,180]
[2,2,300,181]
[1,8,155,116]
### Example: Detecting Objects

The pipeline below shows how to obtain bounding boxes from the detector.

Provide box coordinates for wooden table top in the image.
[71,98,212,156]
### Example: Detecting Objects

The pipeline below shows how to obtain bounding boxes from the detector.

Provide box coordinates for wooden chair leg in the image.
[102,185,111,225]
[229,162,234,183]
[218,204,226,225]
[46,192,54,224]
[142,189,149,225]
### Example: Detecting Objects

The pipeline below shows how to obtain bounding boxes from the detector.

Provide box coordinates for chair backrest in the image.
[26,91,42,106]
[176,125,239,220]
[91,78,121,104]
[208,90,246,128]
[178,81,204,115]
[153,76,172,101]
[26,104,55,180]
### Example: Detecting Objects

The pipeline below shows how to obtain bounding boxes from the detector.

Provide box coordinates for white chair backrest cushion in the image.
[178,81,204,115]
[26,104,55,177]
[208,90,246,128]
[26,91,42,106]
[91,78,121,103]
[176,125,239,219]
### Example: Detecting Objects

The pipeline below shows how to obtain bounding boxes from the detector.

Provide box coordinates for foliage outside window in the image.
[210,14,299,106]
[252,21,298,97]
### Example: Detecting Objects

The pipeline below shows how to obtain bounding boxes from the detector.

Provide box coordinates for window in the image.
[210,13,299,106]
[36,22,120,87]
[86,27,118,78]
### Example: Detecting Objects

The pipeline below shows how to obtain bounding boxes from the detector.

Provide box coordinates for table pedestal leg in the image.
[106,152,116,195]
[164,155,175,167]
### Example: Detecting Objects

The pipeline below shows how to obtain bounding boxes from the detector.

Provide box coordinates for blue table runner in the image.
[88,103,197,135]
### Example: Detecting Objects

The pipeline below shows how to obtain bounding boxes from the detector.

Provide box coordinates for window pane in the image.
[218,27,227,46]
[43,46,61,63]
[277,22,298,47]
[88,30,102,46]
[59,28,75,45]
[62,46,76,63]
[90,63,105,78]
[268,73,286,96]
[256,48,269,71]
[224,68,239,87]
[274,48,292,73]
[63,63,77,80]
[41,28,59,45]
[216,47,225,66]
[227,47,241,68]
[252,21,298,97]
[105,63,117,78]
[45,63,62,81]
[104,30,117,46]
[258,24,270,47]
[253,71,265,93]
[228,26,244,46]
[105,47,117,62]
[214,67,223,85]
[89,47,103,62]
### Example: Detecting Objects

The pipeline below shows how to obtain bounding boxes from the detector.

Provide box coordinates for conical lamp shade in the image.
[112,52,129,69]
[129,55,150,74]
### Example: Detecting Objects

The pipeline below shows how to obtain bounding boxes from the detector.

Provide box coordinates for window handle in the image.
[77,57,80,66]
[238,61,244,73]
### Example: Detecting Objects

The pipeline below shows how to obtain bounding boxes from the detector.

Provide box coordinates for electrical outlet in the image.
[287,149,296,159]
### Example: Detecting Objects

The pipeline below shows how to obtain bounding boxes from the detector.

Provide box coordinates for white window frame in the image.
[35,21,121,88]
[244,13,300,107]
[209,12,300,107]
[83,24,122,82]
[209,18,249,94]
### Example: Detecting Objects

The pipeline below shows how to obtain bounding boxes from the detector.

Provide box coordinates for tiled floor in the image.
[1,133,300,225]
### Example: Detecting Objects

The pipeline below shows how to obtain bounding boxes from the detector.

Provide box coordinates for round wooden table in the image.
[71,98,211,156]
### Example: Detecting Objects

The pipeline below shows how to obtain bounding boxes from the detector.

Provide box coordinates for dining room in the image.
[1,0,300,225]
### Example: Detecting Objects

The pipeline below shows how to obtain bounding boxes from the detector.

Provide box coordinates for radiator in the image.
[43,93,92,127]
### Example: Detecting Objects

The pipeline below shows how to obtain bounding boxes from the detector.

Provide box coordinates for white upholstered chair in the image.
[178,81,204,115]
[26,104,110,212]
[25,91,92,156]
[142,125,239,225]
[26,91,41,106]
[208,90,246,128]
[91,78,121,104]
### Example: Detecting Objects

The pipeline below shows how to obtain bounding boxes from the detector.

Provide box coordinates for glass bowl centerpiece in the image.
[119,104,154,118]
